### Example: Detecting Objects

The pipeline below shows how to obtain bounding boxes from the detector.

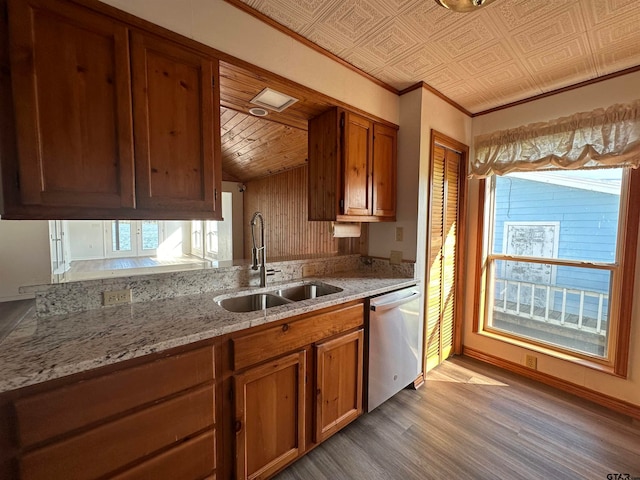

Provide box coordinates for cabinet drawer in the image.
[233,303,363,370]
[112,430,215,480]
[20,385,215,480]
[15,346,214,447]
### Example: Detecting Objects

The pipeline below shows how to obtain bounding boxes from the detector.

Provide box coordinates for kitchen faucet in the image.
[250,211,271,287]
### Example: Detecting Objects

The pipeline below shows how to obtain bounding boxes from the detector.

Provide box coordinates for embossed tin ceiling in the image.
[235,0,640,114]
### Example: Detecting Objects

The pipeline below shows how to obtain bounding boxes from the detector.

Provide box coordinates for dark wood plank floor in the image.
[0,299,34,344]
[276,356,640,480]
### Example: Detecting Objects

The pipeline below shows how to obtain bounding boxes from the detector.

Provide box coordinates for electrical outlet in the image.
[389,250,403,265]
[103,289,132,306]
[395,226,404,242]
[302,264,317,277]
[525,354,537,370]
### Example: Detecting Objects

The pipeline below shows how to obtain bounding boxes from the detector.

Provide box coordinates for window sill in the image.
[475,328,625,378]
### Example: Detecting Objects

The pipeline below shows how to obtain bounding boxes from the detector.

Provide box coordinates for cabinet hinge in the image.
[214,188,218,202]
[339,199,344,211]
[340,116,345,128]
[212,76,215,87]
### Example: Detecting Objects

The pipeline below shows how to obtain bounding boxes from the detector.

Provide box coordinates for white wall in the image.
[369,89,422,263]
[369,87,472,277]
[98,0,399,125]
[465,71,640,407]
[67,220,105,260]
[0,221,50,301]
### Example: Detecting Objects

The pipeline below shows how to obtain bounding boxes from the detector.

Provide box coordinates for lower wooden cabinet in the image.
[1,346,217,480]
[0,302,366,480]
[315,329,364,443]
[230,302,365,480]
[234,351,306,480]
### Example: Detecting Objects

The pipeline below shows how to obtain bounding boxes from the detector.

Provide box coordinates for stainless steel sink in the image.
[216,282,343,312]
[271,282,343,301]
[217,293,291,313]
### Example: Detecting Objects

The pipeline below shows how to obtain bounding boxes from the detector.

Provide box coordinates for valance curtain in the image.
[471,99,640,178]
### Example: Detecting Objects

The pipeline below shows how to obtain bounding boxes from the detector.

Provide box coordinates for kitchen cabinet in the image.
[234,351,306,480]
[1,0,222,219]
[131,31,221,216]
[308,107,397,222]
[314,329,364,443]
[6,0,135,212]
[229,301,365,480]
[1,346,217,480]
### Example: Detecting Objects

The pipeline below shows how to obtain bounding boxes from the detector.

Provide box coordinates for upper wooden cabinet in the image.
[308,107,397,222]
[2,0,222,219]
[131,32,221,215]
[7,0,135,211]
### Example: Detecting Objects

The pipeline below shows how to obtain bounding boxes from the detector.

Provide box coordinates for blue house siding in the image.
[493,176,619,320]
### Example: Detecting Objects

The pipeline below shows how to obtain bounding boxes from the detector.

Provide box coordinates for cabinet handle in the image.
[282,324,289,332]
[234,420,242,433]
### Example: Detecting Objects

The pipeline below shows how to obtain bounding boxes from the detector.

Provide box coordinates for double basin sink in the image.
[216,281,343,313]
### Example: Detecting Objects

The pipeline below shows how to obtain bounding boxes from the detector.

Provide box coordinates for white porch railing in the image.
[494,279,608,336]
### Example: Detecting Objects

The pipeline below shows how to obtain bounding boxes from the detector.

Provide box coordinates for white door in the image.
[105,220,162,258]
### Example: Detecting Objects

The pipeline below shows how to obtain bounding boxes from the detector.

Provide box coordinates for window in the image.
[478,167,639,375]
[190,191,233,261]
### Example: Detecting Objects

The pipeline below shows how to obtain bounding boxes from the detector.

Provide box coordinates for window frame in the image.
[473,168,640,377]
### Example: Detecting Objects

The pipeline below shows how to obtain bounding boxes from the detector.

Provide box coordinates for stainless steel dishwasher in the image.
[367,286,422,412]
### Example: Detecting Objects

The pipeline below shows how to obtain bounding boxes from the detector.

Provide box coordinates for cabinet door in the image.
[315,329,364,443]
[8,0,135,208]
[342,111,373,216]
[131,32,222,216]
[372,123,397,219]
[234,351,306,480]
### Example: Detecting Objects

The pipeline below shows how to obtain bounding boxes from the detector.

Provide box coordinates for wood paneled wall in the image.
[243,166,360,259]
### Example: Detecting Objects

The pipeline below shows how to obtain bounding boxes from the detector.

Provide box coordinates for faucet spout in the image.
[250,212,267,287]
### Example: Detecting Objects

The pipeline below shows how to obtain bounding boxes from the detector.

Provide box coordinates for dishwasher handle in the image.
[370,291,421,313]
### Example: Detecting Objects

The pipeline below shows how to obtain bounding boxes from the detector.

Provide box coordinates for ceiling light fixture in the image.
[250,87,299,113]
[249,107,269,117]
[434,0,497,13]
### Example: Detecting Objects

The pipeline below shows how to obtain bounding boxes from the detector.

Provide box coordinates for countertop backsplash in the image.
[21,255,414,317]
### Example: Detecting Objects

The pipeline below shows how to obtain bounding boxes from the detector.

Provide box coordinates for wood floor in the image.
[63,256,210,282]
[275,356,640,480]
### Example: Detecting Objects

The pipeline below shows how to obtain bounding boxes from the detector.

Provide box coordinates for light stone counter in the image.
[0,274,417,394]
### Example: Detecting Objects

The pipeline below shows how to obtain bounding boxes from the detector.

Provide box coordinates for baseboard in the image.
[412,373,425,389]
[463,347,640,421]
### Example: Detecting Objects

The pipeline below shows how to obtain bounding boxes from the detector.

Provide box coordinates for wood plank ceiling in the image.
[219,61,332,182]
[220,107,308,182]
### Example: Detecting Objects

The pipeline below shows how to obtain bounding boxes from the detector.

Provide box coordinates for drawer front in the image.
[112,430,215,480]
[233,303,363,371]
[15,346,214,448]
[20,385,215,480]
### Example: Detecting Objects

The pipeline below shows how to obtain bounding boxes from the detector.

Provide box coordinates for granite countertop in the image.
[0,274,417,394]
